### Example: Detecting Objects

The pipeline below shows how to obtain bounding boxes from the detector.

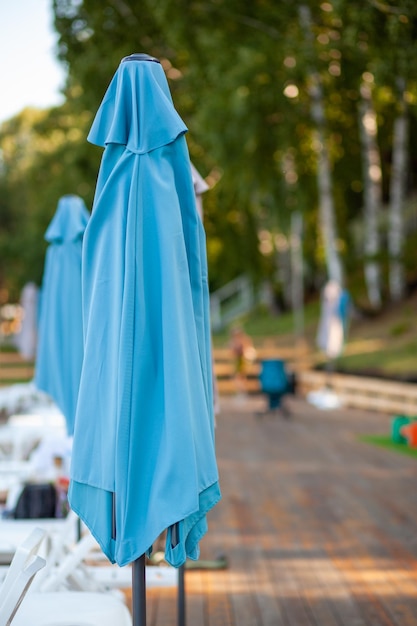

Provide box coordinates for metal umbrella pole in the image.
[132,555,147,626]
[131,557,186,626]
[178,564,186,626]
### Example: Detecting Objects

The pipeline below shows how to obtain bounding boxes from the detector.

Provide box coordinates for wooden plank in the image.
[214,362,260,377]
[0,366,34,379]
[298,370,417,398]
[212,347,306,361]
[338,394,417,415]
[0,352,34,365]
[216,379,260,395]
[0,352,34,386]
[297,370,417,415]
[183,568,207,626]
[147,586,177,626]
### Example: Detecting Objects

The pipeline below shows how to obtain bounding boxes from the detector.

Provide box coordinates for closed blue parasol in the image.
[69,54,221,571]
[34,195,89,436]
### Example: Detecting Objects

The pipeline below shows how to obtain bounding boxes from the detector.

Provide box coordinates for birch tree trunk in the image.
[299,5,344,286]
[290,211,305,344]
[310,82,343,286]
[388,78,408,302]
[358,81,382,309]
[283,150,304,328]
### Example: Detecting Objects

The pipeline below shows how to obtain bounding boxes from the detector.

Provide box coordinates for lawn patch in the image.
[358,434,417,459]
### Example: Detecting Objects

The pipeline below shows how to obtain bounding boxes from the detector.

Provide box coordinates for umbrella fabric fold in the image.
[69,57,221,568]
[34,195,89,436]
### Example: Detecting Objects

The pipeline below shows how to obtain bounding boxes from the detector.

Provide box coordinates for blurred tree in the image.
[1,0,417,309]
[298,3,344,287]
[0,105,96,299]
[379,0,417,302]
[149,0,330,295]
[337,0,386,309]
[54,0,300,287]
[341,0,417,304]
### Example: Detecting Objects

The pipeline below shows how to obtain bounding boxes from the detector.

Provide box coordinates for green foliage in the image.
[0,105,97,299]
[0,0,417,304]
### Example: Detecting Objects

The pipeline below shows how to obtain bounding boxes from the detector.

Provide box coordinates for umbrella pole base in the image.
[178,563,186,626]
[132,554,146,626]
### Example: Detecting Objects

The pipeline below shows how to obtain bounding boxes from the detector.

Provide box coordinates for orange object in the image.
[400,423,417,447]
[56,476,70,491]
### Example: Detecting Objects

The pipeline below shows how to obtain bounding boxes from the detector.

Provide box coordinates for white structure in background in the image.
[316,279,345,359]
[191,163,209,220]
[14,282,39,360]
[308,279,351,411]
[210,275,269,332]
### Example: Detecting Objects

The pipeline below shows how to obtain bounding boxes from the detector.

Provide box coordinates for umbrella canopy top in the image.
[45,195,89,244]
[87,56,187,155]
[121,52,160,64]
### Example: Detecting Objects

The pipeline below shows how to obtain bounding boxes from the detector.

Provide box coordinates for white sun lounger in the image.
[11,590,132,626]
[0,511,78,566]
[0,522,132,626]
[0,412,67,461]
[0,527,46,626]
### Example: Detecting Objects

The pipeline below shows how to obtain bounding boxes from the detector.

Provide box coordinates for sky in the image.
[0,0,66,124]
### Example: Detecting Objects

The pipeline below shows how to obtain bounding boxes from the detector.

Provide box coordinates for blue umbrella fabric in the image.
[34,194,89,436]
[69,55,221,568]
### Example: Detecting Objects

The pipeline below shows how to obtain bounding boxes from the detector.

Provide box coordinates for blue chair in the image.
[258,359,291,415]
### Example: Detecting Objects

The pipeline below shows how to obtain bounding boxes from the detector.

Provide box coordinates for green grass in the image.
[0,343,19,353]
[358,434,417,459]
[212,300,321,346]
[336,340,417,377]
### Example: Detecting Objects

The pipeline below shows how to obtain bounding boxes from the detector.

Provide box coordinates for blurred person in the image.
[229,326,256,397]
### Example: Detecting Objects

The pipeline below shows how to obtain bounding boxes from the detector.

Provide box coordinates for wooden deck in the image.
[126,394,417,625]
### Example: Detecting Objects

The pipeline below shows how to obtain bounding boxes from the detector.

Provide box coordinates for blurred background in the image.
[1,0,417,378]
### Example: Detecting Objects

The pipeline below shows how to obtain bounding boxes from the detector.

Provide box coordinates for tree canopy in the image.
[0,0,416,309]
